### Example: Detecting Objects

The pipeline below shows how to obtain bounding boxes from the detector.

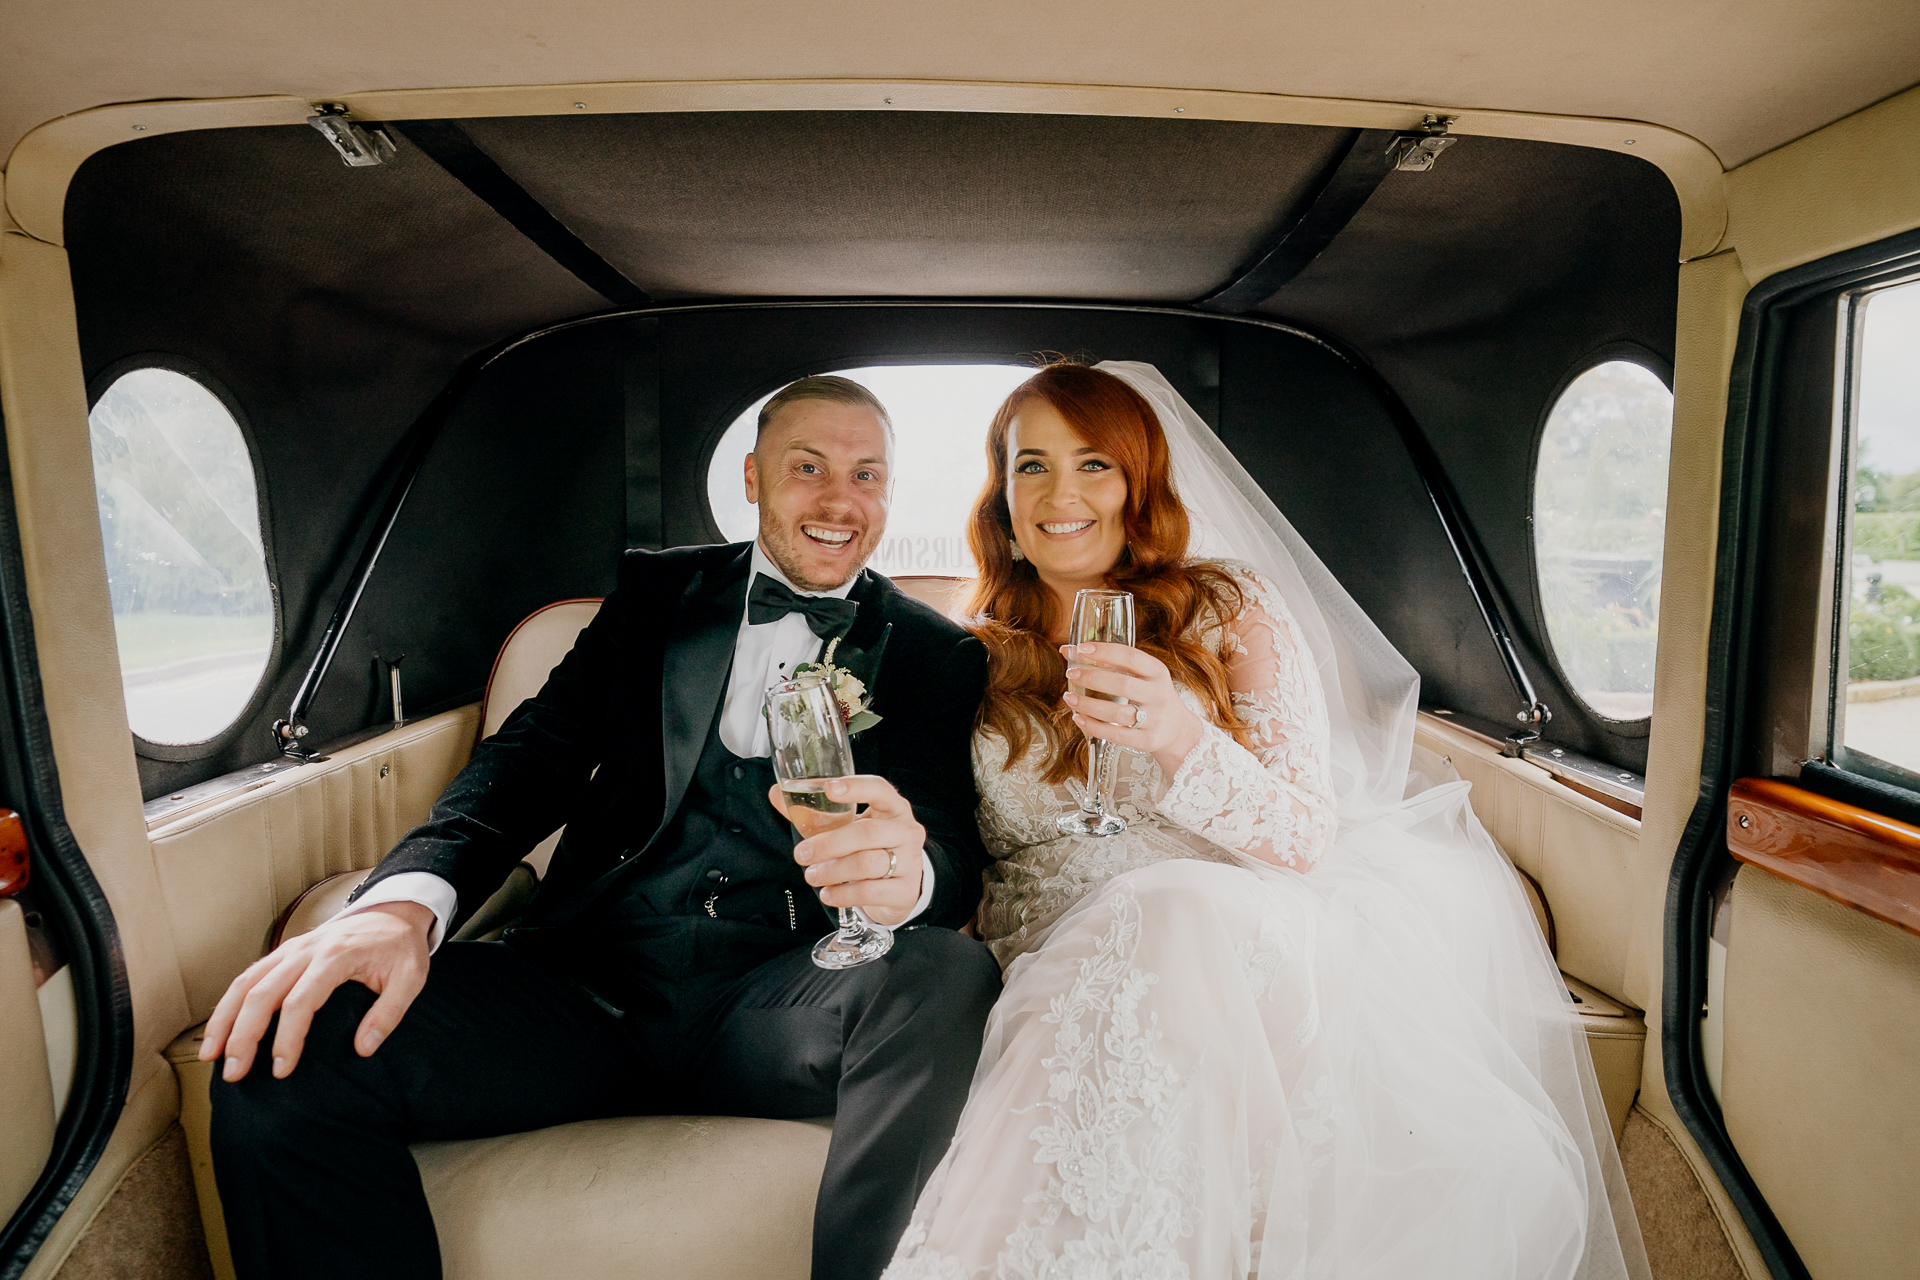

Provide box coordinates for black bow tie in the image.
[747,573,859,639]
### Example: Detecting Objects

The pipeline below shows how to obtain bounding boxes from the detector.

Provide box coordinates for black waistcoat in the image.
[576,692,835,945]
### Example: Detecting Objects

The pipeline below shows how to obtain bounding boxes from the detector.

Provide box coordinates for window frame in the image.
[1824,272,1920,795]
[84,353,283,762]
[1525,341,1676,732]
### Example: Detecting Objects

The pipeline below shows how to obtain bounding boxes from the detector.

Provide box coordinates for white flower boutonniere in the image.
[794,635,883,736]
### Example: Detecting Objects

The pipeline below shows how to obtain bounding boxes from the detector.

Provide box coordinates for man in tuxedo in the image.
[203,376,1000,1280]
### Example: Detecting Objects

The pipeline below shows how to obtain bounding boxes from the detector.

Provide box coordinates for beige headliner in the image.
[2,0,1917,175]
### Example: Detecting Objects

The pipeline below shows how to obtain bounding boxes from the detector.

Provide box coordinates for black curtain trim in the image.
[389,121,651,308]
[1196,129,1402,314]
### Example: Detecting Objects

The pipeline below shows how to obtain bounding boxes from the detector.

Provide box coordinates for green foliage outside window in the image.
[1850,582,1920,683]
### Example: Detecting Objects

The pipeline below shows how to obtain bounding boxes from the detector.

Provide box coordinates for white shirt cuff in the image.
[335,871,458,953]
[893,850,938,928]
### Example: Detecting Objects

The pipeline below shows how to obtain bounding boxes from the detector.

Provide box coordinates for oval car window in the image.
[89,367,274,745]
[706,364,1036,576]
[1532,359,1674,721]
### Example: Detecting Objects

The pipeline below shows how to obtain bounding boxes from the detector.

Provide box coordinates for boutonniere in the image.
[794,632,885,736]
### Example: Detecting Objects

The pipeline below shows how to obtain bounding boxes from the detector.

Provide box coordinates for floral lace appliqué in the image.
[1003,883,1199,1278]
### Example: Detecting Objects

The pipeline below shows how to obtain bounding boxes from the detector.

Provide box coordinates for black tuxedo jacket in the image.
[353,542,991,936]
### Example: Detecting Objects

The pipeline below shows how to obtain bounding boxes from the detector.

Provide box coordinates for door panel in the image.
[0,898,57,1225]
[1719,863,1920,1279]
[1416,716,1642,1001]
[146,706,478,1023]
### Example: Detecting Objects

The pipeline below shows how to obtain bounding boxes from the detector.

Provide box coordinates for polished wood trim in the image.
[1726,777,1920,938]
[0,808,25,896]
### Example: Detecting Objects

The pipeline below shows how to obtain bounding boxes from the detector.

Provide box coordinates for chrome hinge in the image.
[1387,114,1459,172]
[270,718,325,763]
[307,104,396,168]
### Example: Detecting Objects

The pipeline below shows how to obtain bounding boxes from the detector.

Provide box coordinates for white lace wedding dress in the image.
[883,563,1639,1280]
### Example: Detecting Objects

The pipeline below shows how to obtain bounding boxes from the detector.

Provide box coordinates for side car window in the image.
[1840,279,1920,776]
[88,366,273,746]
[1533,358,1675,722]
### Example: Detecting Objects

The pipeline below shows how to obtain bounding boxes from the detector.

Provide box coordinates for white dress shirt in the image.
[341,542,936,950]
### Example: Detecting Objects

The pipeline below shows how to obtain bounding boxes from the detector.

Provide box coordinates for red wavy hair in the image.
[964,362,1251,782]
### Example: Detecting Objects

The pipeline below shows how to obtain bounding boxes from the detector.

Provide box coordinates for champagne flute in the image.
[764,675,893,970]
[1057,588,1137,838]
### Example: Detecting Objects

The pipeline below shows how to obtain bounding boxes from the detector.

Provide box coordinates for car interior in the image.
[0,5,1917,1279]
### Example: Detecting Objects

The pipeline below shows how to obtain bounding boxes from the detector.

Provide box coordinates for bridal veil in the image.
[1096,361,1651,1279]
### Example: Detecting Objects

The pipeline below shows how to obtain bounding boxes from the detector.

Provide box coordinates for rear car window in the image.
[706,364,1033,576]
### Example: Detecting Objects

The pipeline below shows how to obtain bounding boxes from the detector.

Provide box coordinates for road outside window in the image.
[706,364,1034,577]
[1532,359,1674,721]
[89,368,273,745]
[1843,280,1920,774]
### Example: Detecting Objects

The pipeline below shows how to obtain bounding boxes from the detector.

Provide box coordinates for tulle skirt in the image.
[883,778,1647,1280]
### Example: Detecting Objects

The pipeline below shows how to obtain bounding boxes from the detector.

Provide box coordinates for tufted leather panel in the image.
[1721,865,1920,1279]
[148,706,481,1024]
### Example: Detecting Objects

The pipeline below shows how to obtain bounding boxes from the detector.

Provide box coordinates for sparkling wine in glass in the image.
[764,675,892,969]
[1057,588,1136,838]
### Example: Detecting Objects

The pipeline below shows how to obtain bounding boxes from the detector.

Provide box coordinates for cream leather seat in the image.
[169,584,1640,1278]
[169,597,831,1280]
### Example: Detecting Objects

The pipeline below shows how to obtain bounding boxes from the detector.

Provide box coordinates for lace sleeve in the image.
[1155,568,1336,870]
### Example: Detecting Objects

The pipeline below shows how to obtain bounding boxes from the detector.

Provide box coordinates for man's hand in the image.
[198,901,434,1082]
[770,775,926,926]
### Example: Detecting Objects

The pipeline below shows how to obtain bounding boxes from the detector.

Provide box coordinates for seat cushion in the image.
[166,1024,830,1280]
[889,575,969,616]
[483,599,603,739]
[415,1116,830,1280]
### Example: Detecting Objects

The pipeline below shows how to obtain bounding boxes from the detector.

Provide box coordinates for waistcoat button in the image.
[705,867,725,882]
[732,765,746,780]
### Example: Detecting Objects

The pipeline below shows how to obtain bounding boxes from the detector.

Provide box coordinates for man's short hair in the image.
[756,375,894,439]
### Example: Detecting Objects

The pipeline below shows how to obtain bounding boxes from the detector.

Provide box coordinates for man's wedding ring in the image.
[886,849,899,878]
[1133,705,1147,729]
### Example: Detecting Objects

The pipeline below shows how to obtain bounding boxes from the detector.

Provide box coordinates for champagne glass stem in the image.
[1083,737,1111,817]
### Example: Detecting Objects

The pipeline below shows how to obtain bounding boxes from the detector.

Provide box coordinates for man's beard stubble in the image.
[759,515,878,593]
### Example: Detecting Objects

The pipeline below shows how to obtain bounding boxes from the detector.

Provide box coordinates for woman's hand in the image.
[1062,642,1207,780]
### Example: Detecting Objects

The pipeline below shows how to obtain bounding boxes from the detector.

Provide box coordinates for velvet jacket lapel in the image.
[654,545,753,846]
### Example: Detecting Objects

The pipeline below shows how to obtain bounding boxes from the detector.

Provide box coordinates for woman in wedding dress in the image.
[883,362,1648,1280]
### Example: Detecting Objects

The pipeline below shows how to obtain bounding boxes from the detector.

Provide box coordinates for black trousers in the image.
[210,929,1000,1280]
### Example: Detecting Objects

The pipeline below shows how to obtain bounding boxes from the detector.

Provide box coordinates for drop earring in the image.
[1009,539,1026,562]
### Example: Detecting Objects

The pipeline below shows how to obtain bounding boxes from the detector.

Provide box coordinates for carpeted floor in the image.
[1620,1107,1748,1280]
[56,1125,213,1280]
